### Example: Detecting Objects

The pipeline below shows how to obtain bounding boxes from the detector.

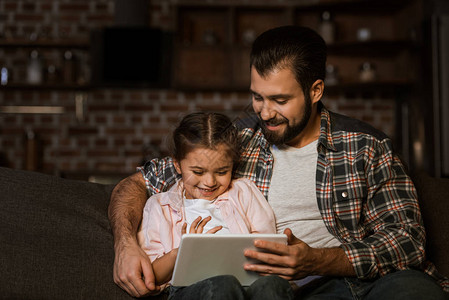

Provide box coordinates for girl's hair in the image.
[172,112,241,168]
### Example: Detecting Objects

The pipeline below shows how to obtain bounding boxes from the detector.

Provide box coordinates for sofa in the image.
[0,167,161,300]
[0,166,448,299]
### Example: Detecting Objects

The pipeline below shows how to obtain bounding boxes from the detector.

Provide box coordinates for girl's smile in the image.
[174,144,234,201]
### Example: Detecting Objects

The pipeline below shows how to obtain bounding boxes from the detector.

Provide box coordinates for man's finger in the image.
[129,276,151,297]
[115,280,135,297]
[115,272,144,297]
[284,228,301,245]
[141,258,158,292]
[244,248,289,266]
[252,239,289,256]
[113,262,139,297]
[243,262,295,279]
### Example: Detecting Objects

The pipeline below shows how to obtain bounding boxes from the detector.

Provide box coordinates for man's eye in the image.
[192,171,203,175]
[252,95,263,101]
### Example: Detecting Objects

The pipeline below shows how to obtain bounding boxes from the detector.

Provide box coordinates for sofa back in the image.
[0,167,152,299]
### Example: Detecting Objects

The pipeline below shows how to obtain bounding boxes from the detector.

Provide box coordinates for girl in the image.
[137,112,293,300]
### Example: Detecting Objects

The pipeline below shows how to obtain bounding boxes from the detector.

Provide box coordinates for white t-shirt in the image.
[184,198,231,234]
[268,140,340,248]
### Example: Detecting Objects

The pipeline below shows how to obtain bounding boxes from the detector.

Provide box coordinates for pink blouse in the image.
[138,178,276,261]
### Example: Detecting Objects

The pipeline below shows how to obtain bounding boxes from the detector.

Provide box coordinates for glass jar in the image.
[27,50,43,85]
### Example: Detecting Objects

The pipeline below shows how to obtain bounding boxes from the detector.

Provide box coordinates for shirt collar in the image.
[251,127,270,150]
[159,180,230,210]
[159,180,184,210]
[317,102,337,152]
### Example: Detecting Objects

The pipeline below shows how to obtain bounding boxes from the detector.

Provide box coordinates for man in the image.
[108,26,448,298]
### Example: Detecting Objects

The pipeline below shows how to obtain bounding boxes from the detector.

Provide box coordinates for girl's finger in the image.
[195,216,211,233]
[189,216,202,233]
[181,222,187,235]
[206,226,222,234]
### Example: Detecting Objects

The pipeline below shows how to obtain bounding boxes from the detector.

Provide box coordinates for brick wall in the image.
[0,0,397,177]
[1,88,258,173]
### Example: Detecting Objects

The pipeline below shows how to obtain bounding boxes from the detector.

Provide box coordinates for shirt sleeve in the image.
[340,138,426,279]
[137,195,167,262]
[138,156,180,197]
[233,178,277,234]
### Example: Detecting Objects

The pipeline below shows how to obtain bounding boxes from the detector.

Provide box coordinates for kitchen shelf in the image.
[324,81,413,95]
[172,0,419,91]
[174,0,411,12]
[0,83,91,91]
[328,40,419,56]
[293,0,413,13]
[0,39,90,49]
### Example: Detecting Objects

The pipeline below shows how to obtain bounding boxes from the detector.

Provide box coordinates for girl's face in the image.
[174,144,234,201]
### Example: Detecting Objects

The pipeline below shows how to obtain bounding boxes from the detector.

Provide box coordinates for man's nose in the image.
[259,101,276,121]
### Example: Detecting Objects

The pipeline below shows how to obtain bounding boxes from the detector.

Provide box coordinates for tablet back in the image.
[171,234,287,286]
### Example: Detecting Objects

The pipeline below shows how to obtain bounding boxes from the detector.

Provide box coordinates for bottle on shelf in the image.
[359,62,377,82]
[356,28,372,42]
[46,64,58,84]
[1,67,8,85]
[319,11,336,45]
[27,50,44,85]
[62,50,77,84]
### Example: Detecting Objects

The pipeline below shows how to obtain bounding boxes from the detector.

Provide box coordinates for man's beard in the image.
[259,94,312,146]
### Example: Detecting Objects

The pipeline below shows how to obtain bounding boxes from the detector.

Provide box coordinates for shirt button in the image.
[342,191,348,198]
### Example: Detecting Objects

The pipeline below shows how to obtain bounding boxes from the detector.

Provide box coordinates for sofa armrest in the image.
[412,172,449,278]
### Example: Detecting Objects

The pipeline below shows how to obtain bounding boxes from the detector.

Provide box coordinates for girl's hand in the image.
[182,216,222,234]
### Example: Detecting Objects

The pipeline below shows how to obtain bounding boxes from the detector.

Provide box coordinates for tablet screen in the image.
[172,233,287,286]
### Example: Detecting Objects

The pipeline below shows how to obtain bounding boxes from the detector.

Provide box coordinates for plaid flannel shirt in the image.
[141,104,448,291]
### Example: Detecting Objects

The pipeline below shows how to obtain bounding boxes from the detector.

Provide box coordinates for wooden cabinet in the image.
[172,0,422,93]
[172,4,291,90]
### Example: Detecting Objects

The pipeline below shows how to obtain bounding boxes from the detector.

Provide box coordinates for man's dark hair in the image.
[250,26,327,96]
[172,112,241,168]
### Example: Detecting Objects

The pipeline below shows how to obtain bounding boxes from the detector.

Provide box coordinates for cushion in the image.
[0,167,158,299]
[412,172,449,277]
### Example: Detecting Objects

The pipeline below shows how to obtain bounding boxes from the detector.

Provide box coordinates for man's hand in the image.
[113,239,161,297]
[243,228,315,280]
[243,228,355,280]
[108,172,157,297]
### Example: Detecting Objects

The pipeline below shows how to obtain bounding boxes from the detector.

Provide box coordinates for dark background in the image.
[0,0,448,182]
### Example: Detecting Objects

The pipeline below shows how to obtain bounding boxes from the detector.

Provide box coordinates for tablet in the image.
[171,233,287,286]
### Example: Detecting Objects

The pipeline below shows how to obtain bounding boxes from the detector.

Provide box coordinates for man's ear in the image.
[309,79,324,104]
[173,159,181,174]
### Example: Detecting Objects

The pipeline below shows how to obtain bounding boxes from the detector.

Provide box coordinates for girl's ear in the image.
[173,159,182,174]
